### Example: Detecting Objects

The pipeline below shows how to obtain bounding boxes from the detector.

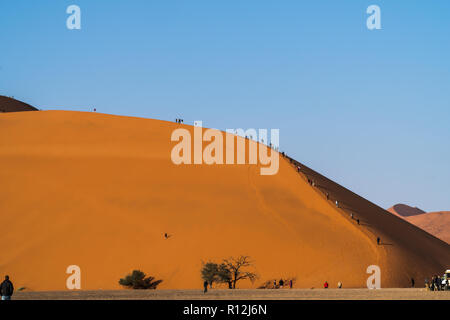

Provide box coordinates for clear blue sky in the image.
[1,1,449,211]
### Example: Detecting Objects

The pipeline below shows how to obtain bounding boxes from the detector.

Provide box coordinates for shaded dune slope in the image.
[387,204,449,244]
[0,96,38,113]
[405,212,449,245]
[0,111,448,291]
[286,158,450,287]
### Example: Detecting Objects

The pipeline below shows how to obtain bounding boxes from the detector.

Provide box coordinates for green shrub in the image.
[119,270,163,289]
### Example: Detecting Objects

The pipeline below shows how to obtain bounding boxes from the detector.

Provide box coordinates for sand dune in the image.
[0,111,449,291]
[387,204,426,217]
[0,95,38,113]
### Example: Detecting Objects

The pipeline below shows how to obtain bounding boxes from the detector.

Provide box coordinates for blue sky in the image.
[1,1,449,211]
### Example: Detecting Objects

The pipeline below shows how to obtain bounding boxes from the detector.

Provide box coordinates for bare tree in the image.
[222,256,258,289]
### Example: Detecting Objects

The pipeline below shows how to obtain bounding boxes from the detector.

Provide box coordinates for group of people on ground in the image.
[323,281,343,289]
[175,118,184,124]
[272,279,293,289]
[426,275,449,291]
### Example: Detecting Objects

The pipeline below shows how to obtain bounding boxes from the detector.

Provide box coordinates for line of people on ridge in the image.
[294,163,383,247]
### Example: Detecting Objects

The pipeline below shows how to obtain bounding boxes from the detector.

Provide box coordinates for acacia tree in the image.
[119,270,163,289]
[217,262,233,289]
[201,262,219,288]
[222,256,258,289]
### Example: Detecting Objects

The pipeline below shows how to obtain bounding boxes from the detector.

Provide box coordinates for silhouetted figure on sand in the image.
[356,219,360,225]
[436,276,442,291]
[279,279,284,289]
[377,237,380,245]
[411,278,415,287]
[164,233,171,240]
[431,276,436,291]
[203,281,208,293]
[289,279,293,289]
[0,276,14,300]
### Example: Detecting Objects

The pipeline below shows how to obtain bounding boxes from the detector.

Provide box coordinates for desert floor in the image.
[12,288,450,300]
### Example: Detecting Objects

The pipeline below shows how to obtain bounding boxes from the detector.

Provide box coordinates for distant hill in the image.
[387,204,426,217]
[0,95,38,112]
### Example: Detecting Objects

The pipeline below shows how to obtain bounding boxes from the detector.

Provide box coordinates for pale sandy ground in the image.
[12,289,450,300]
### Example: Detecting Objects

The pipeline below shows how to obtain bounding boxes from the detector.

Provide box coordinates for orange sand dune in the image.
[387,204,426,217]
[0,111,449,291]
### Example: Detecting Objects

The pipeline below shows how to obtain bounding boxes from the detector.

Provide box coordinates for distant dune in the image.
[387,204,426,217]
[0,95,38,112]
[0,111,449,291]
[387,204,449,244]
[407,212,450,244]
